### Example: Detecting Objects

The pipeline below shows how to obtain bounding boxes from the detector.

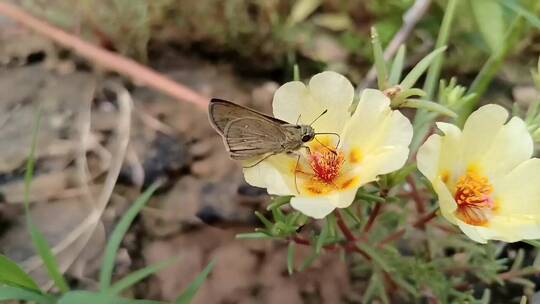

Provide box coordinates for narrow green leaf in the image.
[400,46,447,90]
[254,211,274,230]
[57,290,164,304]
[24,108,70,293]
[99,182,161,290]
[0,286,55,304]
[356,243,392,273]
[300,250,319,271]
[235,232,277,240]
[175,259,216,304]
[287,242,296,275]
[388,45,406,85]
[355,191,385,203]
[28,226,70,293]
[107,256,181,295]
[315,220,329,255]
[471,0,505,53]
[400,99,457,118]
[371,27,388,90]
[0,254,40,292]
[293,65,300,81]
[266,196,292,211]
[499,0,540,29]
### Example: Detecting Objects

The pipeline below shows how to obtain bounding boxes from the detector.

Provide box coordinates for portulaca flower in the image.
[417,104,540,243]
[244,71,413,219]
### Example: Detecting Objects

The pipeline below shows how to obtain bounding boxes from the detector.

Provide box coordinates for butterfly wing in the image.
[209,98,288,134]
[208,99,290,160]
[224,117,288,160]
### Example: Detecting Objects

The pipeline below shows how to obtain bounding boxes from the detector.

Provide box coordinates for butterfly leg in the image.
[242,152,276,169]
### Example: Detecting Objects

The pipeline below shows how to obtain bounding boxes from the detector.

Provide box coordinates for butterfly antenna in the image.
[314,137,337,154]
[309,109,328,126]
[314,132,341,150]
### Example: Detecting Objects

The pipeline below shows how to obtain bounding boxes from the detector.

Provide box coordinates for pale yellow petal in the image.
[307,71,355,133]
[272,81,309,123]
[417,134,442,182]
[456,222,488,243]
[328,188,358,208]
[356,146,410,182]
[462,104,508,166]
[494,158,540,215]
[479,117,533,179]
[290,196,336,219]
[435,122,464,176]
[243,154,297,196]
[432,178,458,223]
[486,215,540,242]
[341,89,391,153]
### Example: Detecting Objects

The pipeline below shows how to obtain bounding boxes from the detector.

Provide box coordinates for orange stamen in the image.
[454,169,494,226]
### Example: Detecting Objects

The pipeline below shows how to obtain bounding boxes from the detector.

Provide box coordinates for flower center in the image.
[309,150,344,184]
[453,169,494,226]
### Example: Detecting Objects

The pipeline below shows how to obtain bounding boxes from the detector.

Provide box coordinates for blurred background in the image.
[0,0,539,303]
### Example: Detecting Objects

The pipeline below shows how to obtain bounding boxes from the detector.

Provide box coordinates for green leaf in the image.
[356,243,392,273]
[99,182,161,290]
[24,108,70,293]
[400,46,447,90]
[300,250,319,271]
[107,256,181,295]
[235,232,277,240]
[371,27,388,90]
[293,65,300,81]
[315,219,329,255]
[254,211,274,230]
[499,0,540,29]
[399,99,457,118]
[57,290,164,304]
[0,286,55,304]
[388,45,406,85]
[266,196,292,211]
[287,242,296,275]
[0,254,40,292]
[470,0,505,53]
[175,259,216,304]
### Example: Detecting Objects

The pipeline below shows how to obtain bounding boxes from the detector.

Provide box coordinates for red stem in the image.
[335,210,357,241]
[407,176,426,214]
[363,203,382,233]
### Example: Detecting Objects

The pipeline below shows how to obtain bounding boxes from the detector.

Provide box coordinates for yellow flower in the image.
[244,71,413,218]
[417,104,540,243]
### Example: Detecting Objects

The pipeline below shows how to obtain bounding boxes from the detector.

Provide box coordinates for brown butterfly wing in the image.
[209,99,288,134]
[208,99,290,160]
[224,117,288,160]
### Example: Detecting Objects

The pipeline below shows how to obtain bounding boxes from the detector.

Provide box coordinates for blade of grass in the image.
[400,99,457,118]
[99,181,161,290]
[499,0,540,29]
[24,108,70,293]
[107,256,181,295]
[0,254,41,292]
[175,259,216,304]
[0,286,55,304]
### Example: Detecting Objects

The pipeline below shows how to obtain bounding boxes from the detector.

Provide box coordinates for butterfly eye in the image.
[302,134,313,142]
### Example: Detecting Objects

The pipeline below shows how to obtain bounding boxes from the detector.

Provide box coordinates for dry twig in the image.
[0,2,209,110]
